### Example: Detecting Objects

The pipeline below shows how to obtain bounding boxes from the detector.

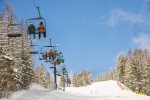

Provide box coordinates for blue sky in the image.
[3,0,150,77]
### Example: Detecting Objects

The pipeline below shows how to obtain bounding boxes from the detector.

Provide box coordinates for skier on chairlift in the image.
[42,51,48,60]
[28,22,36,39]
[67,78,71,87]
[54,50,59,58]
[61,57,65,64]
[37,22,46,39]
[59,51,63,57]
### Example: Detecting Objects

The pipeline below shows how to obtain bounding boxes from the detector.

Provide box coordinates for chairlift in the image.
[50,50,64,65]
[39,46,55,62]
[30,44,39,54]
[56,74,62,76]
[61,65,68,75]
[26,6,46,38]
[39,46,49,61]
[54,52,64,64]
[64,71,68,76]
[7,23,22,38]
[56,71,62,76]
[26,17,46,34]
[39,37,60,63]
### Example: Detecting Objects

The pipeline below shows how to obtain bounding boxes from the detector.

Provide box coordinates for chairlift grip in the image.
[37,6,41,18]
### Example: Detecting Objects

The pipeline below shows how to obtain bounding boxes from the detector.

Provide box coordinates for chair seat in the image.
[7,33,22,37]
[30,51,39,54]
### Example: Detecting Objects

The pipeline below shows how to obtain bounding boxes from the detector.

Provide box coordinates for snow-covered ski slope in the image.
[66,80,131,96]
[1,80,150,100]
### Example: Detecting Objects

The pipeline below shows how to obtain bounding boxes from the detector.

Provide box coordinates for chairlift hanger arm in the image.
[37,6,41,18]
[9,23,20,26]
[33,0,42,18]
[7,33,22,38]
[27,17,45,20]
[43,45,57,47]
[49,37,52,46]
[31,44,39,46]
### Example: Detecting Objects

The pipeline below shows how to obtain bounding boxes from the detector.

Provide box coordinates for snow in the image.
[1,90,27,100]
[0,83,47,100]
[13,68,18,73]
[65,80,126,96]
[1,80,150,100]
[65,80,150,99]
[0,55,13,61]
[29,83,47,91]
[2,55,13,61]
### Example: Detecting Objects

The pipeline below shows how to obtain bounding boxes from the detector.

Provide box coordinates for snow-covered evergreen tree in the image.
[96,68,115,82]
[0,2,34,97]
[143,54,150,95]
[34,64,53,89]
[0,52,15,97]
[72,73,80,87]
[115,55,126,84]
[81,70,92,86]
[115,49,150,95]
[45,72,53,88]
[72,70,92,87]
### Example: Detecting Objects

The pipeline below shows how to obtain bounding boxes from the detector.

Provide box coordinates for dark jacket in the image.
[28,24,36,34]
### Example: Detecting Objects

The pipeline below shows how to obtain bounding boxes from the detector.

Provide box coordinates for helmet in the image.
[40,22,43,25]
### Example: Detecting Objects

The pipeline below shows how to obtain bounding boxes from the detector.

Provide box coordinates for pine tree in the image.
[72,70,92,87]
[72,73,80,87]
[96,67,115,82]
[0,53,15,97]
[0,2,34,97]
[45,72,53,89]
[124,56,135,91]
[115,55,126,84]
[143,55,150,95]
[19,19,34,90]
[34,64,53,88]
[81,70,92,86]
[0,3,18,97]
[123,49,147,93]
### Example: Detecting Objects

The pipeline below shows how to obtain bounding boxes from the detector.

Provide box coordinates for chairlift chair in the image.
[7,23,22,38]
[30,44,39,54]
[39,46,49,61]
[56,74,62,76]
[39,44,57,61]
[64,72,68,76]
[26,17,46,34]
[56,71,62,76]
[26,6,46,39]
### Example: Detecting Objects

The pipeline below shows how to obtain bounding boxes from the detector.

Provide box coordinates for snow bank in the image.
[8,90,26,100]
[0,90,26,100]
[0,83,46,100]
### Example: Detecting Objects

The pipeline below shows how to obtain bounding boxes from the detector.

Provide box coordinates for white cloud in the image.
[133,33,150,50]
[107,9,150,27]
[143,0,150,4]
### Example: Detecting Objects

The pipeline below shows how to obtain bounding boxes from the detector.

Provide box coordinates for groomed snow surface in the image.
[65,80,150,99]
[66,80,130,96]
[1,80,150,100]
